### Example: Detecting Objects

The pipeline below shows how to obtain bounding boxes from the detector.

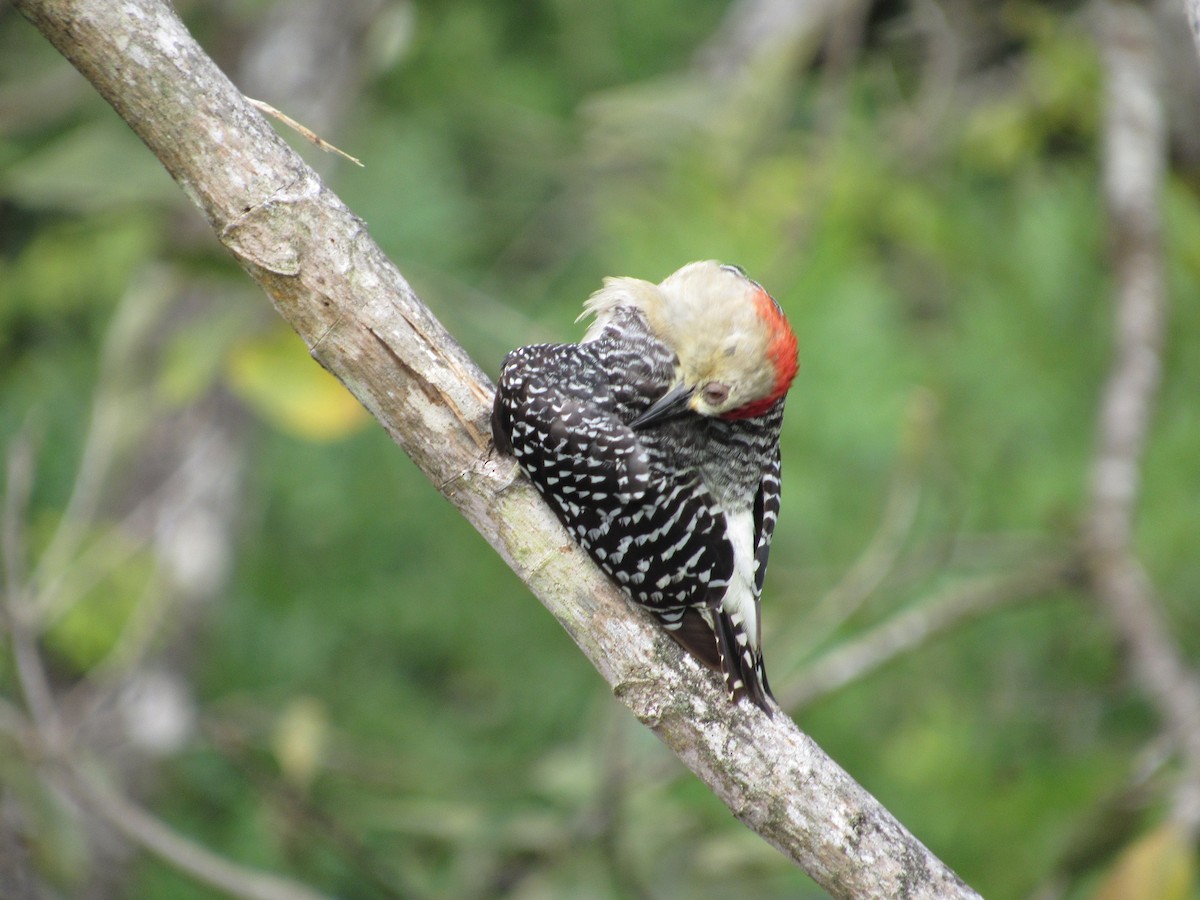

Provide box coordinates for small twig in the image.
[29,271,172,617]
[37,517,148,629]
[59,567,168,719]
[203,719,411,899]
[53,763,329,900]
[2,433,60,740]
[247,97,363,167]
[780,391,932,663]
[781,561,1074,711]
[814,0,872,135]
[4,427,330,900]
[694,0,840,80]
[0,786,40,900]
[0,428,34,623]
[37,412,228,634]
[901,0,961,149]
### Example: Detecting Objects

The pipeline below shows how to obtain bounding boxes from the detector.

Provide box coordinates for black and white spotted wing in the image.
[492,341,736,614]
[492,328,778,713]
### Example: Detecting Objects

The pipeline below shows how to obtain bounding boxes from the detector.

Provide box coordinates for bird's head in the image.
[581,260,799,426]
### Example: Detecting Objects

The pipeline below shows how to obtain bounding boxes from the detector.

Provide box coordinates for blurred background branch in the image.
[1188,0,1200,60]
[1088,0,1200,842]
[783,561,1078,711]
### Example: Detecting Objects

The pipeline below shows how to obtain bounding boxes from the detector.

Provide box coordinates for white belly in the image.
[722,507,760,652]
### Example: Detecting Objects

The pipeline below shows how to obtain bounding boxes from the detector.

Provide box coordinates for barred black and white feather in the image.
[492,262,797,714]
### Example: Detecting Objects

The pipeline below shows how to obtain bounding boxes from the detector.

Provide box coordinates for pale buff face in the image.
[582,260,792,417]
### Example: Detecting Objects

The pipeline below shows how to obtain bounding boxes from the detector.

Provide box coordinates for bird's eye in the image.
[702,382,730,407]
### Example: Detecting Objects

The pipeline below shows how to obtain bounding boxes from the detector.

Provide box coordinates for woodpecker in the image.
[491,261,798,714]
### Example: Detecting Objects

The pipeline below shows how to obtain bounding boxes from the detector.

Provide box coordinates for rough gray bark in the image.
[11,0,978,895]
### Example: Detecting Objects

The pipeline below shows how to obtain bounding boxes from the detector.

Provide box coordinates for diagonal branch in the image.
[782,562,1077,711]
[51,763,329,900]
[11,0,977,894]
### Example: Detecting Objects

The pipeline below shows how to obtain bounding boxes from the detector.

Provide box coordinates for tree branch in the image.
[5,433,327,900]
[11,0,977,894]
[1187,0,1200,62]
[1089,0,1200,839]
[52,764,330,900]
[782,562,1077,711]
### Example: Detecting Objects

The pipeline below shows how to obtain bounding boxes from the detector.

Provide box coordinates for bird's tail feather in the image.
[660,607,773,716]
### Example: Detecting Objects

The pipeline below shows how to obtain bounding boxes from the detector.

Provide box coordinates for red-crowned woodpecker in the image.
[492,261,799,714]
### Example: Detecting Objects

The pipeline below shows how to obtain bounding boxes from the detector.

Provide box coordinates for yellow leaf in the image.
[225,326,368,441]
[1091,822,1196,900]
[272,696,329,789]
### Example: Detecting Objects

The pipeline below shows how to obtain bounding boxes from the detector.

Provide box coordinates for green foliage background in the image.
[2,1,1199,897]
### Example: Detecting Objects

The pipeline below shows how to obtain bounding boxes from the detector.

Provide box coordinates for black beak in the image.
[630,383,694,429]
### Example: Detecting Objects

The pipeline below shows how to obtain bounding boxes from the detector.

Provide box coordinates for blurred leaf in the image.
[1090,821,1196,900]
[225,326,368,442]
[961,99,1036,174]
[961,10,1098,175]
[0,215,156,321]
[3,122,177,212]
[272,696,329,789]
[42,523,155,673]
[156,298,251,408]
